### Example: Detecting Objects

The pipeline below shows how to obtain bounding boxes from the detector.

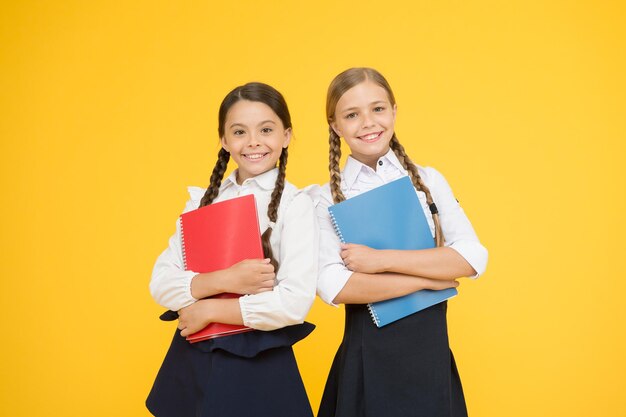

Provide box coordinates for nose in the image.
[362,111,375,128]
[247,132,261,147]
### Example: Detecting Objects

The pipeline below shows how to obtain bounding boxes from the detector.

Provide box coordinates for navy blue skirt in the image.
[318,302,467,417]
[146,322,315,417]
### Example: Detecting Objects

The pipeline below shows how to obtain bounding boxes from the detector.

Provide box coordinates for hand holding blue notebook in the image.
[328,176,457,327]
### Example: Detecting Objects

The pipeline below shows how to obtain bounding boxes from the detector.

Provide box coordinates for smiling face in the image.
[221,100,291,184]
[331,81,397,169]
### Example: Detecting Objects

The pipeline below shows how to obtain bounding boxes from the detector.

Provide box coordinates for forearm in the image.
[204,298,245,325]
[190,270,229,299]
[333,272,457,305]
[179,298,245,336]
[382,247,476,280]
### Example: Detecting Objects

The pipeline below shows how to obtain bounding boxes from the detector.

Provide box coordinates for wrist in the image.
[190,274,204,299]
[199,299,216,322]
[211,270,228,294]
[191,272,226,299]
[380,250,393,273]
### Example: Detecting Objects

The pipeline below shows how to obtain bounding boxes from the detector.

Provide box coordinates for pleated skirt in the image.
[318,302,467,417]
[146,322,315,417]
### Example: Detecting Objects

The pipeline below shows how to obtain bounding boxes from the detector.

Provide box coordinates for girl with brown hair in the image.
[316,68,488,417]
[147,82,318,417]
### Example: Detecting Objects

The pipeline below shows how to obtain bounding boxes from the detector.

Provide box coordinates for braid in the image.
[329,128,346,203]
[389,136,444,247]
[260,147,288,271]
[200,148,230,207]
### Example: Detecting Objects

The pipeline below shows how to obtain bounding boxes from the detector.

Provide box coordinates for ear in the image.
[220,136,229,152]
[282,128,292,148]
[330,121,341,138]
[392,104,397,121]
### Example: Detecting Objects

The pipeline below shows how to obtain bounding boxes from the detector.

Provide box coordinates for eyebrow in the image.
[228,120,277,129]
[339,101,388,113]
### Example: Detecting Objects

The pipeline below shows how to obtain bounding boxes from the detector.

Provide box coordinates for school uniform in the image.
[147,168,319,417]
[315,149,488,417]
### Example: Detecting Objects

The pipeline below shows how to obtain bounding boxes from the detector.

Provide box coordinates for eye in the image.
[345,112,357,119]
[373,106,385,112]
[233,129,245,136]
[261,127,273,134]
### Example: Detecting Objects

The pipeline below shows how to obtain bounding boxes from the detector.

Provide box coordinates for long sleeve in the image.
[424,167,488,277]
[239,193,319,330]
[315,185,353,306]
[149,188,206,311]
[149,217,199,311]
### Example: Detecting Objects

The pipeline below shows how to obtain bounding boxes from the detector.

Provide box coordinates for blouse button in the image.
[378,160,383,166]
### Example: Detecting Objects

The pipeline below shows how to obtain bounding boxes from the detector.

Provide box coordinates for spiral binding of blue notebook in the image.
[328,176,458,327]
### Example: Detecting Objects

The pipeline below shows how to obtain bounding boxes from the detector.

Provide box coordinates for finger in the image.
[260,278,276,288]
[343,243,365,249]
[440,280,459,290]
[250,259,271,266]
[242,258,264,264]
[439,279,458,289]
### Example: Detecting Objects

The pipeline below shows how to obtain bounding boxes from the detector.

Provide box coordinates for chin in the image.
[360,143,390,156]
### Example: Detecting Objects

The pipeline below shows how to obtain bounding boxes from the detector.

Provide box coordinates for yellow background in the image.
[1,1,625,416]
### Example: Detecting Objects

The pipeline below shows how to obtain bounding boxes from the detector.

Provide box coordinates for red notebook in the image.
[180,194,263,343]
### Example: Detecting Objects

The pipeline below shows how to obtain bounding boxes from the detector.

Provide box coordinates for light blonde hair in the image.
[326,67,443,246]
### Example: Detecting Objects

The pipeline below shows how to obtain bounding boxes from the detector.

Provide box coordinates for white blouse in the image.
[149,168,319,331]
[314,149,488,306]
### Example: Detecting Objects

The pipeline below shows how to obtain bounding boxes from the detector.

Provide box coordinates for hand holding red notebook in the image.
[170,194,264,343]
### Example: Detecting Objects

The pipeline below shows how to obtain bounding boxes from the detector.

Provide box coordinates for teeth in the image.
[361,132,380,140]
[244,153,266,160]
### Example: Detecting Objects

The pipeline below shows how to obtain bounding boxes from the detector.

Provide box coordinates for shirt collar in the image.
[380,147,407,174]
[342,148,407,190]
[220,167,279,192]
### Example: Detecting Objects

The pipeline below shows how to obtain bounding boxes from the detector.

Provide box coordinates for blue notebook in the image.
[328,176,457,327]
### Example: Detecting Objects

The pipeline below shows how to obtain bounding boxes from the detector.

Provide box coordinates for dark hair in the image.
[326,68,443,246]
[200,82,292,269]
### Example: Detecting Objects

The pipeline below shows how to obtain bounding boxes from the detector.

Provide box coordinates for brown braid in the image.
[260,147,288,270]
[329,128,346,203]
[389,136,444,247]
[211,81,293,272]
[199,147,230,207]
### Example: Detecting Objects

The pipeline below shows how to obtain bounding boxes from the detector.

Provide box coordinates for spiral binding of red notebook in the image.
[180,194,263,342]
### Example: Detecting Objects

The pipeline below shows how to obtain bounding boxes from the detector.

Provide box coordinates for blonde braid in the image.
[260,148,288,271]
[200,148,230,207]
[329,128,346,203]
[389,136,444,247]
